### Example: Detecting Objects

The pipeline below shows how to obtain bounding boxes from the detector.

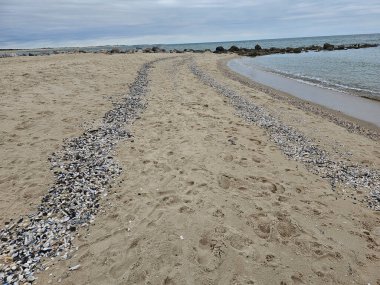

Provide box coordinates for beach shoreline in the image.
[1,53,379,285]
[220,56,380,138]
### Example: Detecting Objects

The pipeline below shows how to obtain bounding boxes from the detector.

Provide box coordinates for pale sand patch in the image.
[1,53,379,284]
[0,53,169,224]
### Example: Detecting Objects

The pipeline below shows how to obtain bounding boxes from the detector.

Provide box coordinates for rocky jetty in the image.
[214,42,379,57]
[190,60,380,211]
[1,41,378,58]
[0,60,160,284]
[142,46,166,53]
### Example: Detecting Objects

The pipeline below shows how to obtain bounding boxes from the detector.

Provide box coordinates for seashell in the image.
[0,61,157,282]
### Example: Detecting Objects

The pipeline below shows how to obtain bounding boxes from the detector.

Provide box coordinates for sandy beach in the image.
[1,53,379,284]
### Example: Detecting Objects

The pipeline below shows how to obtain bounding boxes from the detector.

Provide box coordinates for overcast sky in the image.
[1,0,379,48]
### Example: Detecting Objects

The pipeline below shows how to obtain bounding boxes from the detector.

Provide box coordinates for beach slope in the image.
[1,53,379,284]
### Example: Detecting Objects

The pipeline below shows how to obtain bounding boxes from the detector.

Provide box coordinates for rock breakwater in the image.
[215,42,379,57]
[1,42,378,58]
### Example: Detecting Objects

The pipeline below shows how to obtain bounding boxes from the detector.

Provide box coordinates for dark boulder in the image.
[247,50,260,57]
[293,48,302,53]
[285,47,293,53]
[215,46,226,53]
[152,46,165,53]
[255,44,262,50]
[323,43,334,51]
[228,45,240,52]
[110,48,121,54]
[306,45,322,51]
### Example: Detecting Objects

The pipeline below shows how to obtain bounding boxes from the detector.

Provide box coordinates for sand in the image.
[0,53,165,223]
[1,53,379,284]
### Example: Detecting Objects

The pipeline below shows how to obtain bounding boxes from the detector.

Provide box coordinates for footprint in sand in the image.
[161,195,181,206]
[212,209,225,218]
[276,219,299,239]
[178,205,194,214]
[227,232,253,251]
[218,175,231,189]
[246,176,286,194]
[196,234,227,272]
[246,214,272,240]
[251,155,261,163]
[223,154,234,162]
[218,174,248,191]
[238,157,249,167]
[163,277,175,285]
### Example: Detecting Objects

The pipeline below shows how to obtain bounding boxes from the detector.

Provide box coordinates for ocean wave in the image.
[258,66,380,100]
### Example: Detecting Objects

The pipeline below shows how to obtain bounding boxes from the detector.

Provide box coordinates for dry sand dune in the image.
[1,53,379,284]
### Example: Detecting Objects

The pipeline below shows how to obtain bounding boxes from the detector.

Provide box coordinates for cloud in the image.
[156,0,260,8]
[0,0,379,48]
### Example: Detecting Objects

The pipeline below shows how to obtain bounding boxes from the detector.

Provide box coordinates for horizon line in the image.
[1,32,379,51]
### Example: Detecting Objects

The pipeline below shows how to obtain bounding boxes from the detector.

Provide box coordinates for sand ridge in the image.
[1,53,379,284]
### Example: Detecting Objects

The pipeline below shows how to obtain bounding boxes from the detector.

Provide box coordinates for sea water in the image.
[164,33,380,51]
[228,57,380,127]
[217,34,380,126]
[166,34,380,100]
[236,44,380,100]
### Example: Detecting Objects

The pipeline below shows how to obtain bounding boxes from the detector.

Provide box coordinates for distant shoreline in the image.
[1,41,378,56]
[2,32,379,51]
[2,33,380,56]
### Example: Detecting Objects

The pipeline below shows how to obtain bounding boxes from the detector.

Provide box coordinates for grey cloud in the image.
[0,0,379,48]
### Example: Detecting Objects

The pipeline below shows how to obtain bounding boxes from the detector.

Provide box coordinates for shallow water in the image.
[248,47,380,100]
[228,58,380,127]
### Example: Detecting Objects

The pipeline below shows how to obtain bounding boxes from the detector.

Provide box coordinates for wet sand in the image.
[228,57,380,127]
[1,53,379,285]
